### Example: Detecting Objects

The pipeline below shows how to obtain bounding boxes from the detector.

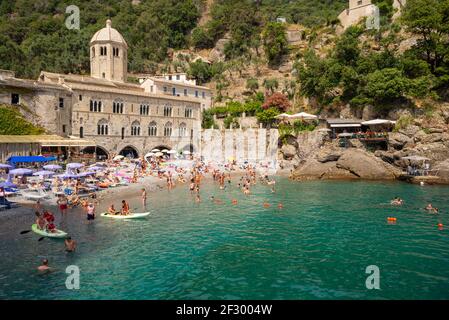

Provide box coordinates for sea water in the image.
[1,178,449,299]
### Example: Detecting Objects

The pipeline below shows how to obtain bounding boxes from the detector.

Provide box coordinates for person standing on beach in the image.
[141,188,147,209]
[56,194,68,215]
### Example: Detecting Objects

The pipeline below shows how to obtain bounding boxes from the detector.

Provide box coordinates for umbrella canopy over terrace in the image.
[289,112,318,120]
[362,119,396,126]
[274,113,291,120]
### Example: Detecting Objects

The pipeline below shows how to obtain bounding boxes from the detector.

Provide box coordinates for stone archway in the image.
[81,146,109,160]
[119,145,139,158]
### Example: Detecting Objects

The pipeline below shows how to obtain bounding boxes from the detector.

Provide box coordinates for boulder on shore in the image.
[291,148,400,181]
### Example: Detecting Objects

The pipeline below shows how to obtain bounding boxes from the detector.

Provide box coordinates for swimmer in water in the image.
[64,237,76,252]
[390,197,403,206]
[278,203,283,209]
[37,259,52,273]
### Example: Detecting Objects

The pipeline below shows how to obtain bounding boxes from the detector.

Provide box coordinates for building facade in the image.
[0,20,211,159]
[338,0,406,30]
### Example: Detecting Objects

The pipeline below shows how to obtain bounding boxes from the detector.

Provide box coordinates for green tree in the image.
[246,78,259,93]
[262,22,288,66]
[401,0,449,74]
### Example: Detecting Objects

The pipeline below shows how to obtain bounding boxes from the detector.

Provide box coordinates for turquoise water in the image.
[1,178,449,300]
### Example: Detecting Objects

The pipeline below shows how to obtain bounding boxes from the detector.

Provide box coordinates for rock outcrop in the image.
[291,148,400,181]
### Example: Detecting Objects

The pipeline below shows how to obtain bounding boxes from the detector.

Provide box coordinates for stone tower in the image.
[90,19,128,82]
[349,0,371,10]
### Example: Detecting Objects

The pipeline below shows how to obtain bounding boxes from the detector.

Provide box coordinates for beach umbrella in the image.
[145,152,155,158]
[78,172,96,177]
[43,164,62,170]
[167,150,177,154]
[162,149,169,153]
[89,166,104,171]
[113,155,124,161]
[0,164,13,169]
[151,149,160,152]
[56,173,78,179]
[9,168,33,176]
[33,170,55,176]
[67,163,84,169]
[274,113,291,120]
[0,181,16,188]
[289,112,318,120]
[183,151,191,155]
[155,152,164,157]
[362,119,396,126]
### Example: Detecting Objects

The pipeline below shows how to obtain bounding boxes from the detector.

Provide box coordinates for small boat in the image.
[31,224,68,238]
[100,212,151,219]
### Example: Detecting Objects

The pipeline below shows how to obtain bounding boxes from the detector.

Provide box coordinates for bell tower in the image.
[90,19,128,82]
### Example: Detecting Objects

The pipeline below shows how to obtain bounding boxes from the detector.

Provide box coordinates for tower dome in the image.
[90,19,128,82]
[90,19,128,48]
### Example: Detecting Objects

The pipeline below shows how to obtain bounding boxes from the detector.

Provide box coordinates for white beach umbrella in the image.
[162,149,169,153]
[145,152,155,158]
[183,151,191,155]
[113,155,124,161]
[362,119,395,126]
[155,152,164,157]
[167,150,177,154]
[289,112,318,120]
[151,149,160,152]
[274,113,291,120]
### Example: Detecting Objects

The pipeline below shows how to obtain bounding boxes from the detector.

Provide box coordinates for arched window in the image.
[163,105,172,117]
[131,121,141,136]
[179,123,187,137]
[113,100,124,114]
[140,103,149,116]
[164,122,172,137]
[97,119,109,136]
[148,121,157,136]
[79,127,84,138]
[184,107,193,118]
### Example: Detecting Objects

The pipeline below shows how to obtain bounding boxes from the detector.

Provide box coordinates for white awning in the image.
[330,124,361,128]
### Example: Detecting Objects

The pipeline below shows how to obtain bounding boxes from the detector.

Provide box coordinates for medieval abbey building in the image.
[0,20,212,158]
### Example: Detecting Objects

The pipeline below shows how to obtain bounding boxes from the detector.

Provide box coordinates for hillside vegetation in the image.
[0,0,346,78]
[0,104,45,135]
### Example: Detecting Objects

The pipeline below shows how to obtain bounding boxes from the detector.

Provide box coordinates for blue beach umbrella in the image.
[0,181,16,188]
